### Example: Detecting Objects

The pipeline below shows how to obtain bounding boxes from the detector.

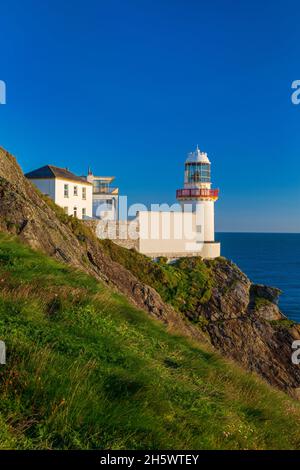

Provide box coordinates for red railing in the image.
[176,188,219,199]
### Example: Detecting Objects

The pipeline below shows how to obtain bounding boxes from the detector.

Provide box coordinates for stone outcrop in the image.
[195,258,300,396]
[0,146,300,398]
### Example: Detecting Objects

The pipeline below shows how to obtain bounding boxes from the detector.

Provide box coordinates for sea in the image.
[216,233,300,323]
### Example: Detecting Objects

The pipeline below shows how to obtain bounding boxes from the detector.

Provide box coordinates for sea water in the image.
[217,233,300,322]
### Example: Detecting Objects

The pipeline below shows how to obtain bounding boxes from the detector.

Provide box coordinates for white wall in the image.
[201,242,220,259]
[138,211,219,258]
[29,178,92,219]
[92,194,118,220]
[180,200,215,242]
[138,211,207,256]
[201,200,215,242]
[55,179,93,219]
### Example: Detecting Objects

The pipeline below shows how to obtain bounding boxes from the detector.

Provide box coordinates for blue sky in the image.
[0,0,299,232]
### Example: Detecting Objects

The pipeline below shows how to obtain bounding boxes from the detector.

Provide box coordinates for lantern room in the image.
[184,146,212,188]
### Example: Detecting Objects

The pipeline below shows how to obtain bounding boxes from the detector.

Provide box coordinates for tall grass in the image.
[0,233,300,449]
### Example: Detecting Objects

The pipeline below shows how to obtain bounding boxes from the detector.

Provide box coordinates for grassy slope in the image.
[100,239,216,315]
[0,234,300,449]
[42,195,218,315]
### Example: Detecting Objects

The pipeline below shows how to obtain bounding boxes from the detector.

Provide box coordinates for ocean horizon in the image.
[216,232,300,322]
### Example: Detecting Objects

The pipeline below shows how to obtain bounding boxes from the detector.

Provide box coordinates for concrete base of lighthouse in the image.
[141,242,221,261]
[200,241,221,259]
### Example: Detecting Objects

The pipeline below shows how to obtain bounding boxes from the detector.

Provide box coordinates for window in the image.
[185,163,211,184]
[93,180,110,194]
[63,207,68,215]
[82,208,86,218]
[73,207,77,218]
[74,185,78,196]
[82,187,86,200]
[64,184,69,198]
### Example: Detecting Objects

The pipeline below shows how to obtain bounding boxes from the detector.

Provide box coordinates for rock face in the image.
[0,146,300,398]
[194,258,300,396]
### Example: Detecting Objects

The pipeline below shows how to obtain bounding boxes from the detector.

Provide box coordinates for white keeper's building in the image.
[25,165,93,219]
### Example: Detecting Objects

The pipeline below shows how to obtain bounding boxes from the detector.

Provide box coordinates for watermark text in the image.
[0,80,6,105]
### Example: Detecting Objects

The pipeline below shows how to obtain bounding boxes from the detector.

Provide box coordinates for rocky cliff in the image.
[198,258,300,397]
[0,146,300,398]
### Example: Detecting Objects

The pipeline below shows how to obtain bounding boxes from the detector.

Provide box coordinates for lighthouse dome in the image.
[186,146,210,164]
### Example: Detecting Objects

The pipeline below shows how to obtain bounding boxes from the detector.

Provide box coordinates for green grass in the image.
[254,297,273,311]
[268,319,296,330]
[100,240,214,316]
[0,233,300,449]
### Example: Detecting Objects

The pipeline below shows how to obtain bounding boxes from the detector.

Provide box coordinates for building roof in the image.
[25,165,92,185]
[85,170,115,183]
[186,146,210,164]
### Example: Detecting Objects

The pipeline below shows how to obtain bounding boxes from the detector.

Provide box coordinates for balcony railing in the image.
[176,188,219,199]
[93,187,119,195]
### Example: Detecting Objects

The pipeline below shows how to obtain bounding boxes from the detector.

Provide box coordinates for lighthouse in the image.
[176,146,220,258]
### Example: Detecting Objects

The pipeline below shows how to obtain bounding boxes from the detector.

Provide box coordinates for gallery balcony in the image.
[93,187,119,195]
[176,188,219,200]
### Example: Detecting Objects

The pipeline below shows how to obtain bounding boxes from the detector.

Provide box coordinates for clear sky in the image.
[0,0,299,232]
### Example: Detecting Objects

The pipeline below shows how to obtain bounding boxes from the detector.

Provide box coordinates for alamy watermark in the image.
[291,340,300,366]
[0,341,6,365]
[292,340,300,364]
[0,80,6,105]
[291,80,300,105]
[94,198,206,253]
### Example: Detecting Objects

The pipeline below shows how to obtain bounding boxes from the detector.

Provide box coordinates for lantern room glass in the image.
[186,163,211,183]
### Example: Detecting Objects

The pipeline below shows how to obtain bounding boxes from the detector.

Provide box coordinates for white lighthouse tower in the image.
[176,146,220,258]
